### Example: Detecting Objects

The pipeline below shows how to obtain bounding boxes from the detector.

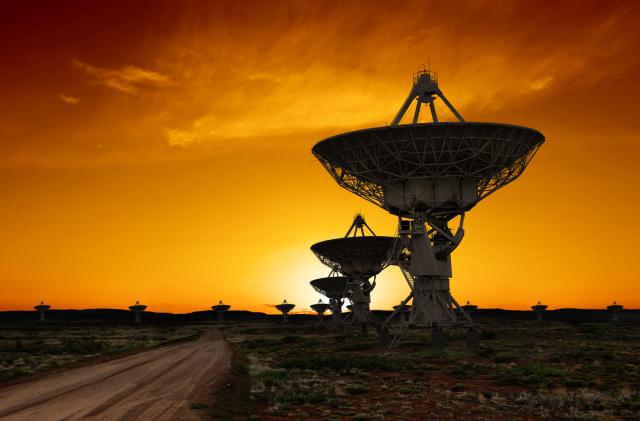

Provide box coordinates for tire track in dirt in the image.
[0,329,231,420]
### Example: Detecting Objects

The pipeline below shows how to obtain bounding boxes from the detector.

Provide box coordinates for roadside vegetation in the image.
[0,324,202,382]
[225,320,640,419]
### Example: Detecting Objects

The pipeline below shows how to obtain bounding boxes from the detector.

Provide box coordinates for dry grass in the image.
[226,320,640,419]
[0,324,202,382]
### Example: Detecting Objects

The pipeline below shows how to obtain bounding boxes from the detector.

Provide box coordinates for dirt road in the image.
[0,329,232,420]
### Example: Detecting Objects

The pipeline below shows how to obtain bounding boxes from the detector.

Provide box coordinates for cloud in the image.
[72,59,172,94]
[165,128,202,147]
[59,94,80,104]
[165,116,213,147]
[528,76,554,92]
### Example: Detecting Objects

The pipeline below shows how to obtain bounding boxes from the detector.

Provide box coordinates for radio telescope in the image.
[212,300,231,322]
[393,304,412,324]
[461,301,478,315]
[310,299,330,322]
[313,69,544,347]
[311,214,398,334]
[34,301,50,322]
[310,275,348,325]
[531,301,548,321]
[276,299,295,323]
[607,301,623,322]
[129,300,147,324]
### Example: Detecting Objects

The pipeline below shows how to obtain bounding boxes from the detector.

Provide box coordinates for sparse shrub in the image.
[564,379,588,388]
[497,363,568,385]
[479,329,498,340]
[281,335,299,344]
[450,383,466,392]
[278,355,413,371]
[59,338,107,354]
[493,352,518,363]
[275,389,326,405]
[481,390,495,400]
[448,363,488,378]
[345,384,370,394]
[475,346,496,357]
[336,341,375,352]
[0,367,31,381]
[256,369,289,387]
[554,349,615,363]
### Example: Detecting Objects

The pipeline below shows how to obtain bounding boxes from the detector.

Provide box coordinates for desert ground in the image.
[0,314,639,420]
[226,317,640,420]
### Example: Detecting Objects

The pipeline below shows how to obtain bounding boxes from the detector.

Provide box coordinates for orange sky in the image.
[1,0,639,313]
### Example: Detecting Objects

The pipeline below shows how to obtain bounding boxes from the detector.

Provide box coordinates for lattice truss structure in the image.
[313,123,544,215]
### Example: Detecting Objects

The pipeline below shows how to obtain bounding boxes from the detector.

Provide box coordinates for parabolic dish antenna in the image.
[312,68,545,347]
[34,301,51,312]
[129,301,147,312]
[276,300,295,315]
[310,214,390,333]
[313,68,544,219]
[607,301,623,322]
[313,123,543,218]
[212,300,231,322]
[607,301,623,312]
[310,276,348,299]
[34,301,51,322]
[531,301,548,312]
[311,236,399,278]
[310,301,330,314]
[129,300,147,324]
[311,213,398,277]
[275,300,295,323]
[461,301,478,312]
[213,300,231,313]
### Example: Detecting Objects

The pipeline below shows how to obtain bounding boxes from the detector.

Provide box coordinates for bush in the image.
[281,335,299,344]
[275,389,326,405]
[336,341,376,352]
[60,339,106,354]
[278,355,413,371]
[494,353,518,363]
[479,329,498,340]
[256,369,289,387]
[450,383,466,392]
[448,363,489,378]
[0,367,31,382]
[345,384,370,394]
[564,379,588,388]
[497,363,568,386]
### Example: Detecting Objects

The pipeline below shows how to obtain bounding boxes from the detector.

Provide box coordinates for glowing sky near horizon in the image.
[1,0,639,313]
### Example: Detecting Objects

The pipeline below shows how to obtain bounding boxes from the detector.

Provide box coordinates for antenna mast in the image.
[391,68,464,125]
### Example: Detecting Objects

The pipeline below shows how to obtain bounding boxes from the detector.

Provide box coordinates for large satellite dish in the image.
[311,236,399,277]
[310,215,396,334]
[313,123,543,218]
[310,276,348,299]
[310,300,331,318]
[312,68,545,348]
